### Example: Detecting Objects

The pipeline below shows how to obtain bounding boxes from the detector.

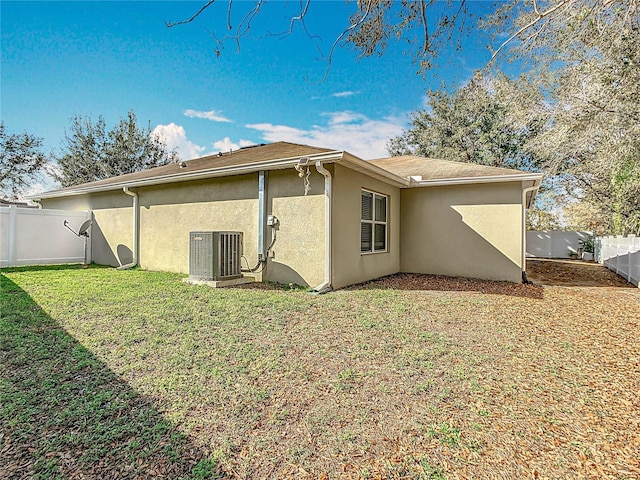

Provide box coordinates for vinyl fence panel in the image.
[597,235,640,287]
[526,231,592,258]
[0,206,91,267]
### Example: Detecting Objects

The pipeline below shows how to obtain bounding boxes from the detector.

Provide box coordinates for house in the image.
[30,142,542,290]
[0,199,38,208]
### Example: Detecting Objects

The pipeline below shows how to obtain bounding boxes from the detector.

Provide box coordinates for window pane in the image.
[361,191,373,221]
[375,195,386,222]
[374,224,386,251]
[361,222,372,252]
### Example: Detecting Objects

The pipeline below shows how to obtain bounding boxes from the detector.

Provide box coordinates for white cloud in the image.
[212,137,255,152]
[183,109,232,123]
[152,123,206,160]
[331,90,358,98]
[246,111,406,159]
[312,91,360,101]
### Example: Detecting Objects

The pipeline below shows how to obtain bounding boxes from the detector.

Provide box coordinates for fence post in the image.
[7,205,17,267]
[627,234,640,288]
[625,235,631,283]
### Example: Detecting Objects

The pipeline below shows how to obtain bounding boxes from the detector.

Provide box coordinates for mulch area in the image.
[526,258,635,287]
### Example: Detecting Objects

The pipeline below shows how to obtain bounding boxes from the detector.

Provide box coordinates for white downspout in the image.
[314,162,332,292]
[117,187,139,270]
[521,183,539,283]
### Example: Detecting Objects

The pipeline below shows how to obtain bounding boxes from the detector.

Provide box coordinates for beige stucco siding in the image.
[137,176,259,274]
[264,169,325,287]
[41,171,327,286]
[332,164,400,290]
[400,182,523,283]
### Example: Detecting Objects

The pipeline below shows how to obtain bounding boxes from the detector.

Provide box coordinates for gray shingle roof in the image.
[43,142,335,195]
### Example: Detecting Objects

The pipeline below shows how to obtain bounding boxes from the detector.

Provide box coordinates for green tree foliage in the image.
[0,123,48,199]
[387,72,543,171]
[526,10,640,234]
[55,110,178,188]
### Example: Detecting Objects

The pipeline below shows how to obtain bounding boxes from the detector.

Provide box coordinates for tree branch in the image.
[166,0,216,27]
[420,0,429,54]
[318,0,375,81]
[491,0,570,60]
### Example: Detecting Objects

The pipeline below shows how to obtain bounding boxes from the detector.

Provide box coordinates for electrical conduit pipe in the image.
[313,161,332,292]
[117,186,139,270]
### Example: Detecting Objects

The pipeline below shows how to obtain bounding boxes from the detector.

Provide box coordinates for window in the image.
[361,190,387,253]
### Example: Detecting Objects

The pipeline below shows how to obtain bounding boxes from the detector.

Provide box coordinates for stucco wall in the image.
[41,171,327,286]
[264,169,326,287]
[332,164,401,289]
[400,181,523,283]
[135,175,258,274]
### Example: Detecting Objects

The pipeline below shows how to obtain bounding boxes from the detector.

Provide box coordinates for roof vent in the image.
[179,161,187,168]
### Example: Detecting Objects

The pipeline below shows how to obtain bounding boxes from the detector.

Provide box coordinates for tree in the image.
[0,123,49,199]
[526,16,640,234]
[55,110,179,187]
[387,72,543,170]
[165,1,639,76]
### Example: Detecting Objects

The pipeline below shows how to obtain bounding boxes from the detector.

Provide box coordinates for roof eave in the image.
[410,173,544,187]
[28,151,345,200]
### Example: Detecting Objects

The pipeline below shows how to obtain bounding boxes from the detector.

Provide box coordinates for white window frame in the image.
[361,189,388,255]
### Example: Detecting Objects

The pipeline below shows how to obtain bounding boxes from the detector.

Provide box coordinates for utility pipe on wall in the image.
[314,162,332,292]
[521,183,539,283]
[117,186,139,270]
[258,171,268,260]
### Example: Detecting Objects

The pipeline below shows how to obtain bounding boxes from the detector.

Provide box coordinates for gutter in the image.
[521,180,542,282]
[410,173,543,187]
[116,187,139,270]
[28,151,345,200]
[313,161,332,293]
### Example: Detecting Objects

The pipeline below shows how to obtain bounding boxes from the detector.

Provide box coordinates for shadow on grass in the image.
[0,273,221,479]
[0,264,111,274]
[346,273,544,299]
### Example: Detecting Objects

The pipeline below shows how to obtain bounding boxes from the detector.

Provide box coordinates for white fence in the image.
[597,235,640,287]
[0,206,91,267]
[526,231,592,258]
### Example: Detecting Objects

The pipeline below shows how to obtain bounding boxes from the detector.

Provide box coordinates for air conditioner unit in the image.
[189,231,243,281]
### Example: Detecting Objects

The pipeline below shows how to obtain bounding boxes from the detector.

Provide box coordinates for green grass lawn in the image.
[2,265,639,479]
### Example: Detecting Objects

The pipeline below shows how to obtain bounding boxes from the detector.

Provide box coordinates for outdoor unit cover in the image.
[189,231,243,281]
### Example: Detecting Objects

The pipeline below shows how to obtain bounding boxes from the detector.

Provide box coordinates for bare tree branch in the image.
[491,0,570,60]
[165,0,216,27]
[420,0,429,54]
[319,0,375,82]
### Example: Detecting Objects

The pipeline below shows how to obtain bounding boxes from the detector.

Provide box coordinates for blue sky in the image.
[2,1,502,191]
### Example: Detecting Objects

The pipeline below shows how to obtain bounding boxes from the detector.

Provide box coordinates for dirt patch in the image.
[526,258,636,287]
